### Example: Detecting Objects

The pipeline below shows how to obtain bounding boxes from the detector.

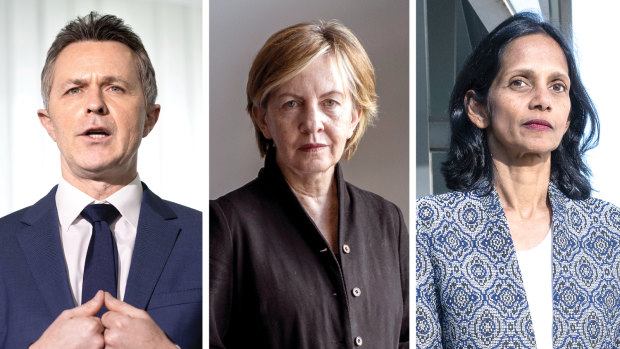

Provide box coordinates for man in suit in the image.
[0,12,201,348]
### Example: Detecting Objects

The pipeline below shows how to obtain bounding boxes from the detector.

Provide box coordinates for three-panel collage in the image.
[0,0,618,348]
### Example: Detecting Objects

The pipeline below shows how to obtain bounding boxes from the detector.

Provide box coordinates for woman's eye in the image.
[284,100,297,108]
[324,99,337,107]
[551,83,567,93]
[510,79,526,88]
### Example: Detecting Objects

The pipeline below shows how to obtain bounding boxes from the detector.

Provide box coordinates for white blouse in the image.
[516,227,553,349]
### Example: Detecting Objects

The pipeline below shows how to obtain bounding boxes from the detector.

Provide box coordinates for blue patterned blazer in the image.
[416,183,620,348]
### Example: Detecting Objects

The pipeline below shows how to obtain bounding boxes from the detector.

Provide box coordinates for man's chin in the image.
[65,164,135,184]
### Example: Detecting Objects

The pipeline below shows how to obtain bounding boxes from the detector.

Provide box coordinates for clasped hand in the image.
[30,290,176,349]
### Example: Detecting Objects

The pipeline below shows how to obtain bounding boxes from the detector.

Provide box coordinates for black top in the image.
[210,151,409,348]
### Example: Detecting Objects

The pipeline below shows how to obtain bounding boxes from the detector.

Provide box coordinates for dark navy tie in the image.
[80,204,120,316]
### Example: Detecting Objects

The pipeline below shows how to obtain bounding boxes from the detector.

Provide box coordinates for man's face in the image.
[38,41,159,184]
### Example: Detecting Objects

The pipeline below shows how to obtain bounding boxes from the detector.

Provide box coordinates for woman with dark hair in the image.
[417,12,620,348]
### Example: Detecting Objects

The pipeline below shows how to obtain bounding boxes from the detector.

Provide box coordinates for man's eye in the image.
[109,86,123,92]
[67,88,80,94]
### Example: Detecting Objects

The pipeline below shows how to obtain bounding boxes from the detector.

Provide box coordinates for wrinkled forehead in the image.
[51,41,141,86]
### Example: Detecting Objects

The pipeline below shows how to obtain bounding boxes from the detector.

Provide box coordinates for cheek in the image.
[556,99,571,130]
[265,118,289,144]
[117,115,146,147]
[50,118,71,143]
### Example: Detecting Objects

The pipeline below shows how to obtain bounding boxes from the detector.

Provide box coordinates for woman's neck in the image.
[494,160,550,212]
[492,154,552,250]
[279,162,339,251]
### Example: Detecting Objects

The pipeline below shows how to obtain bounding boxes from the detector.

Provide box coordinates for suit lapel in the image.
[16,186,76,317]
[123,184,180,309]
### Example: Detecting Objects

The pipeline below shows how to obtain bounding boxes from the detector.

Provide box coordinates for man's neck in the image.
[61,172,137,201]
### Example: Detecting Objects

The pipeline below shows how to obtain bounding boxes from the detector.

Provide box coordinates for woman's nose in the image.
[529,86,552,111]
[299,104,324,134]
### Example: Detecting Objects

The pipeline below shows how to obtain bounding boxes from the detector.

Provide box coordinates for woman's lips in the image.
[298,143,327,152]
[523,119,552,130]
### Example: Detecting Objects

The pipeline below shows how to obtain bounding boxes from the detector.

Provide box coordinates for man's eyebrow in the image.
[60,76,133,88]
[60,79,86,87]
[100,76,133,86]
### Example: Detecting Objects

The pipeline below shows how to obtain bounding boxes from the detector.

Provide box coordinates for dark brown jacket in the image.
[210,151,409,348]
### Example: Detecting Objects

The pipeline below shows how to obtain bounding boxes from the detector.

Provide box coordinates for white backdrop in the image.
[573,3,620,207]
[0,0,203,217]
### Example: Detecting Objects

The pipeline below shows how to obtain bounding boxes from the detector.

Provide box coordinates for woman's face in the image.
[469,33,571,161]
[254,54,361,179]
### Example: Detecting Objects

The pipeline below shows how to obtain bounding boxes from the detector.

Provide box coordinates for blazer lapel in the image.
[123,184,180,309]
[16,186,75,317]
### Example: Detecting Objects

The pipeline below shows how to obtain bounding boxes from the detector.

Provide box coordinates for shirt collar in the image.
[55,175,143,233]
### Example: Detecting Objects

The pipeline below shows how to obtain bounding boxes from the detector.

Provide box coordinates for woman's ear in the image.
[465,90,490,129]
[348,108,362,139]
[251,105,272,139]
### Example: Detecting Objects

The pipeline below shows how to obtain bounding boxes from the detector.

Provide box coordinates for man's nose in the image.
[85,90,109,115]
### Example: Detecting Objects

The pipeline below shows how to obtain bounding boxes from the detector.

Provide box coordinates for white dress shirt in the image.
[55,175,143,305]
[516,227,553,349]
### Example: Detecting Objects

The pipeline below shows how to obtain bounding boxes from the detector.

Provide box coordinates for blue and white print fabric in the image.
[416,183,620,348]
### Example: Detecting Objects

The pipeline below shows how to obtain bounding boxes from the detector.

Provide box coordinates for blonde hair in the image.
[246,20,378,159]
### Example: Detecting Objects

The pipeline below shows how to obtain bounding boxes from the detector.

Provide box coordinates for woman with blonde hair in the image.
[210,21,408,348]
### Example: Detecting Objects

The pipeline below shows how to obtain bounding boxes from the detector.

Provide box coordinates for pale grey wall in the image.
[209,0,409,221]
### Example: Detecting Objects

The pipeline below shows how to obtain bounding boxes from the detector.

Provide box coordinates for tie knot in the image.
[81,204,120,225]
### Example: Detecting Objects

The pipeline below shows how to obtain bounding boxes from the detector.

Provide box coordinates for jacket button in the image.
[355,336,363,346]
[352,287,361,297]
[342,244,351,254]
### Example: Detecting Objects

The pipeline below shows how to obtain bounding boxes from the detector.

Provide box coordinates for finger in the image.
[101,309,123,329]
[65,290,105,318]
[104,291,143,317]
[103,324,123,348]
[86,315,105,334]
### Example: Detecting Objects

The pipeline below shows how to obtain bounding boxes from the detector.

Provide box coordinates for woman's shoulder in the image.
[416,189,487,210]
[210,177,266,212]
[561,193,620,215]
[554,193,620,237]
[415,189,493,233]
[344,181,403,215]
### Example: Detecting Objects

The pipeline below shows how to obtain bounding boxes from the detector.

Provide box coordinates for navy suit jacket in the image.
[0,183,202,348]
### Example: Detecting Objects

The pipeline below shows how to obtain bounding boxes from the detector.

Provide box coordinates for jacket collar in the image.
[17,186,76,317]
[17,183,181,316]
[476,182,570,247]
[258,149,348,251]
[123,183,180,309]
[477,181,568,212]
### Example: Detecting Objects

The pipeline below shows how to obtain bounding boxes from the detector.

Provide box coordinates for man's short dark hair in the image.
[41,11,157,108]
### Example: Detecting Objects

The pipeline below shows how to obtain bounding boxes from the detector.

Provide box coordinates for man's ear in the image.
[465,90,490,129]
[37,109,57,142]
[251,105,272,139]
[142,104,160,137]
